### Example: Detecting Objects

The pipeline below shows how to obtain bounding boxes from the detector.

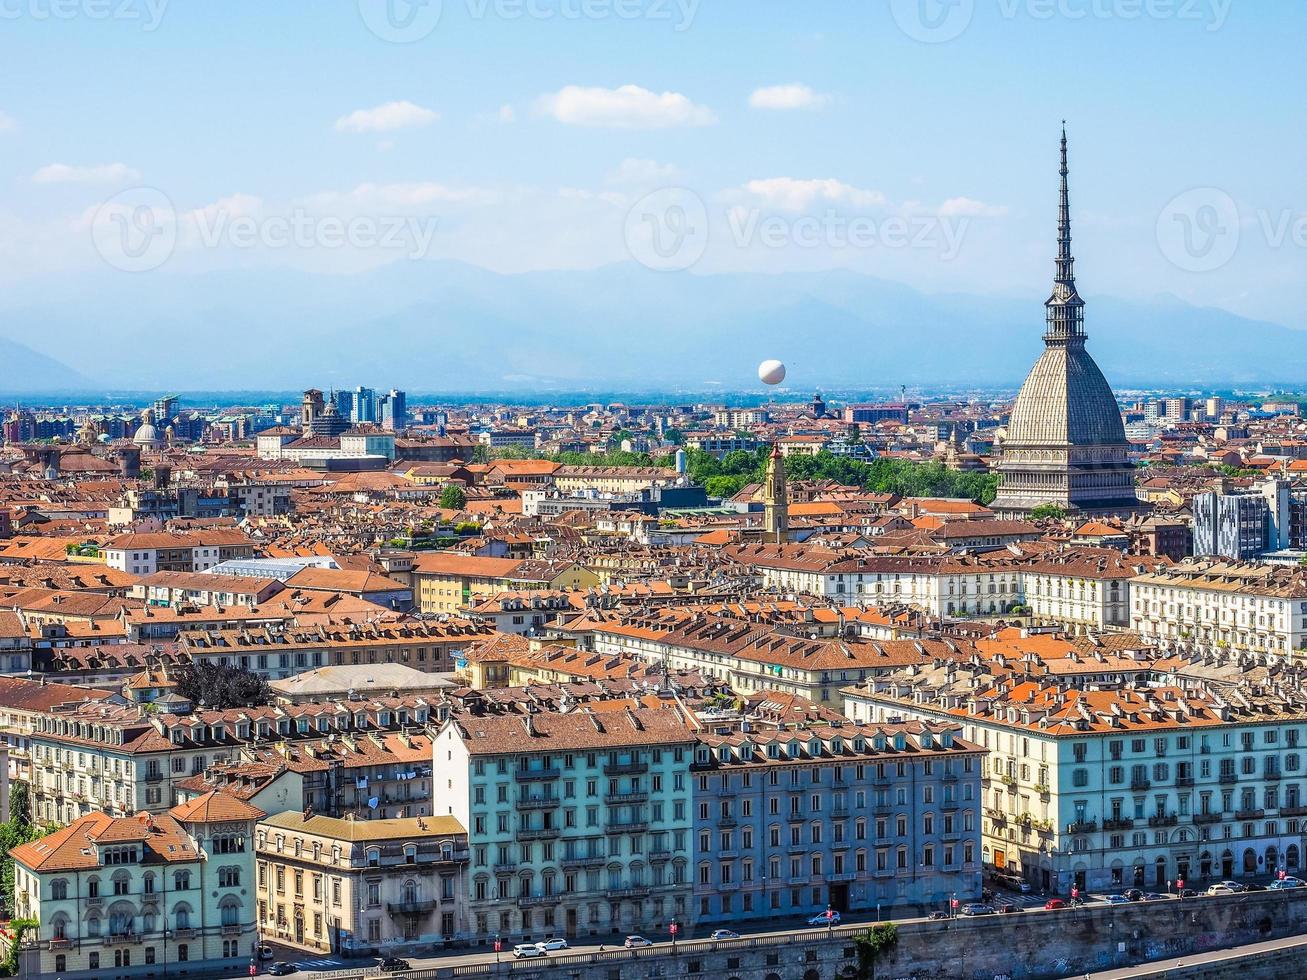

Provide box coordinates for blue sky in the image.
[2,0,1304,328]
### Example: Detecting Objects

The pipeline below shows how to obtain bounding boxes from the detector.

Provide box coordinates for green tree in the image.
[439,484,468,510]
[1030,503,1068,521]
[854,922,899,980]
[173,662,272,710]
[471,444,491,464]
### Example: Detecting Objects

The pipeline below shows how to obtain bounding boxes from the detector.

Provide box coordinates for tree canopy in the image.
[439,484,468,510]
[173,661,272,711]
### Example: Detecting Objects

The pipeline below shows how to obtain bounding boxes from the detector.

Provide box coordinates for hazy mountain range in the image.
[0,262,1301,396]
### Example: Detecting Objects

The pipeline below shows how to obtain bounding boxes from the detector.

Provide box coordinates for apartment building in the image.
[255,812,469,956]
[1130,561,1307,657]
[434,706,698,943]
[12,792,263,980]
[103,530,255,575]
[690,720,984,923]
[414,553,599,615]
[844,664,1307,895]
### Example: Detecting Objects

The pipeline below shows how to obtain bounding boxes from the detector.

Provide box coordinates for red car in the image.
[1044,898,1066,910]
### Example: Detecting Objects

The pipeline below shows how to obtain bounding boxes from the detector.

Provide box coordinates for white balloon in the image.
[758,359,786,385]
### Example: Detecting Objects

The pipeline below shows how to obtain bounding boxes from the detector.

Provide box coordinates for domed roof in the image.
[1005,343,1126,447]
[133,423,162,448]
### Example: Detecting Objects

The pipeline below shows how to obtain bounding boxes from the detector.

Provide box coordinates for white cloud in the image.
[304,182,501,210]
[936,196,1009,218]
[0,111,15,133]
[498,104,516,123]
[536,85,716,129]
[334,101,438,134]
[33,162,141,185]
[748,84,831,111]
[607,158,681,186]
[738,177,887,212]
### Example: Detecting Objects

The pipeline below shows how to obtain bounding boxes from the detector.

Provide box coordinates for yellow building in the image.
[414,554,599,614]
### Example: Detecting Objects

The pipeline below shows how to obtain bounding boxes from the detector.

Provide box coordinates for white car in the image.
[536,938,569,952]
[624,935,653,948]
[512,944,546,958]
[1206,884,1236,896]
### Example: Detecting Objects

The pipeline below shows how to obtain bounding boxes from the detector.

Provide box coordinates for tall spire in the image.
[1045,122,1085,346]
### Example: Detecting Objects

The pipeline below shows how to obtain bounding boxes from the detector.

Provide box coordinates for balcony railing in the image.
[1235,808,1266,821]
[603,762,648,777]
[387,900,438,914]
[607,820,649,833]
[516,895,559,909]
[1280,805,1307,817]
[1067,820,1098,835]
[1103,818,1134,831]
[515,767,561,782]
[562,855,606,869]
[515,797,560,810]
[605,886,650,900]
[1148,814,1178,828]
[517,827,562,841]
[1130,778,1151,791]
[1176,776,1195,787]
[1219,772,1238,784]
[1192,812,1222,825]
[222,924,244,936]
[605,792,648,806]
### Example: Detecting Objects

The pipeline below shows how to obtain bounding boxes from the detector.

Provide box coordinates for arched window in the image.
[51,879,68,901]
[108,905,134,937]
[50,914,71,940]
[112,871,130,896]
[403,880,418,904]
[174,904,192,931]
[86,915,101,937]
[174,870,191,891]
[220,899,242,927]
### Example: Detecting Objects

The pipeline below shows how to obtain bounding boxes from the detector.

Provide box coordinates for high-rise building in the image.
[994,128,1142,518]
[1193,478,1307,558]
[351,385,376,424]
[378,388,407,431]
[153,394,179,424]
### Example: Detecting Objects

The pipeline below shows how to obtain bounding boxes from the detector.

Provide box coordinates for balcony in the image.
[562,855,606,869]
[1265,771,1282,781]
[515,767,561,782]
[516,796,560,810]
[605,886,651,900]
[607,820,649,833]
[1219,772,1238,785]
[173,928,198,940]
[1176,776,1195,788]
[1130,778,1151,791]
[104,933,140,946]
[649,850,675,861]
[144,772,164,783]
[985,808,1007,824]
[830,807,849,819]
[1147,814,1178,828]
[493,862,518,875]
[603,762,648,777]
[1102,818,1134,831]
[1192,813,1222,825]
[516,895,559,909]
[387,899,438,914]
[1033,783,1051,796]
[1067,820,1098,835]
[717,816,738,828]
[518,826,562,841]
[49,938,72,950]
[1280,805,1307,817]
[605,792,648,806]
[222,924,244,937]
[1235,808,1266,821]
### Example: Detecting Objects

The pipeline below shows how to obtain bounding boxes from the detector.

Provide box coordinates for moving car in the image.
[1103,894,1129,905]
[996,902,1020,914]
[1269,877,1306,890]
[928,911,950,920]
[379,957,411,971]
[625,936,653,948]
[709,929,741,940]
[1218,880,1245,892]
[1242,883,1266,892]
[257,946,276,961]
[512,944,546,959]
[959,903,995,916]
[536,938,569,951]
[267,965,297,977]
[1179,888,1199,897]
[1206,884,1237,896]
[1043,898,1066,910]
[807,910,841,926]
[1124,888,1145,902]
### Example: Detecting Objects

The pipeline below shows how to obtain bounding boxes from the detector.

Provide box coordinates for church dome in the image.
[133,423,162,448]
[1004,344,1127,448]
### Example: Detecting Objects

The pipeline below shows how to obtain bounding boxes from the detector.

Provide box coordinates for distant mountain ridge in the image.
[0,262,1300,392]
[0,333,91,394]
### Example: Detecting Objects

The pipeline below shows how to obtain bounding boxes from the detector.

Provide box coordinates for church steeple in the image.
[762,442,789,544]
[1045,123,1086,347]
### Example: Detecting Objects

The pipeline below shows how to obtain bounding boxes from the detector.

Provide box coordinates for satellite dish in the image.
[758,359,786,385]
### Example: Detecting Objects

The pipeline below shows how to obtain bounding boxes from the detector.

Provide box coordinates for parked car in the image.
[1218,880,1245,892]
[1269,877,1306,890]
[959,903,996,916]
[267,965,297,977]
[512,944,546,959]
[1142,893,1166,901]
[1242,883,1266,892]
[379,957,411,971]
[1103,894,1129,905]
[807,910,841,926]
[625,936,653,948]
[996,902,1020,914]
[536,938,569,951]
[257,946,276,961]
[1206,884,1237,896]
[1179,888,1199,897]
[709,929,741,940]
[928,911,950,920]
[1045,898,1068,910]
[1124,888,1145,901]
